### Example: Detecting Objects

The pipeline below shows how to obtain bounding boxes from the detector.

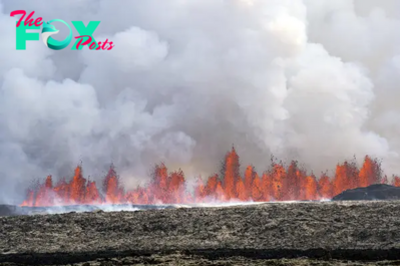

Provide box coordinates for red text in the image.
[75,35,115,50]
[10,10,43,27]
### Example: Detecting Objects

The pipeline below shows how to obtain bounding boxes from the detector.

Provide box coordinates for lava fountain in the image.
[21,147,400,207]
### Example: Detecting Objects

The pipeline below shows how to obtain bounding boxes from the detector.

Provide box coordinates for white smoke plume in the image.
[0,0,399,203]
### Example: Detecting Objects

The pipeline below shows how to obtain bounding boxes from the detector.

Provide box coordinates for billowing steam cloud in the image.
[0,0,400,204]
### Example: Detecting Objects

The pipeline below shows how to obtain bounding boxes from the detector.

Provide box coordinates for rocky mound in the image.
[332,184,400,201]
[0,205,18,217]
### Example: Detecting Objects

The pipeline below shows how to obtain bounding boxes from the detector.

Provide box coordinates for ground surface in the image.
[1,201,400,265]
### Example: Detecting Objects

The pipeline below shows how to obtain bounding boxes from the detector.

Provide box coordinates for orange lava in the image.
[21,147,397,207]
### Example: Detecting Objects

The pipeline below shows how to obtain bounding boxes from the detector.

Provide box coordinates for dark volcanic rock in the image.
[1,201,400,265]
[332,184,400,201]
[0,205,20,217]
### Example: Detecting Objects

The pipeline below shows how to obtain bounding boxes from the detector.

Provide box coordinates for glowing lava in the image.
[21,147,397,207]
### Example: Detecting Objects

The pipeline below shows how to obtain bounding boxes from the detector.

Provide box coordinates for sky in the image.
[0,0,400,203]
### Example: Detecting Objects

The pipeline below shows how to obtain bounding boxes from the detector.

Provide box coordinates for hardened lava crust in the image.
[1,201,400,265]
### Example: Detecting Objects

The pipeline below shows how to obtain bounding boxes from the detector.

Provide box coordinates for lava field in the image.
[1,201,400,265]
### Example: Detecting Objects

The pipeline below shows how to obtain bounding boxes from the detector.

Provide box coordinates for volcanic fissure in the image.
[21,147,400,207]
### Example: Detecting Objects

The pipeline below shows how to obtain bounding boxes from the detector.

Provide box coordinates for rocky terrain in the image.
[1,201,400,265]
